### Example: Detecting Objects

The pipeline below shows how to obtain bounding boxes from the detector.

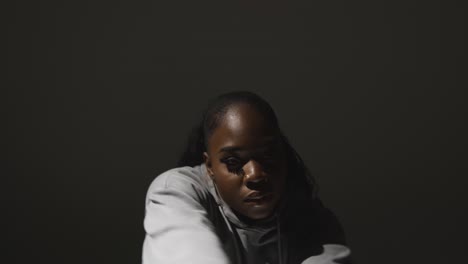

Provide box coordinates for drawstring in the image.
[218,203,285,264]
[217,203,243,264]
[220,206,284,264]
[206,166,243,263]
[213,179,244,264]
[276,214,283,264]
[208,167,284,264]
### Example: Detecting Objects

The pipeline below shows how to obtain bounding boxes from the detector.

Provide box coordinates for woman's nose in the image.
[243,160,268,188]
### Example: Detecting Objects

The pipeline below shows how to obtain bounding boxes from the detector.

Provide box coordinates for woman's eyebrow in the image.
[219,146,243,153]
[218,141,279,154]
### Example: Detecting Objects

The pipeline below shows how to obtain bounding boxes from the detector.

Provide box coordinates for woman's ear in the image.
[203,152,214,179]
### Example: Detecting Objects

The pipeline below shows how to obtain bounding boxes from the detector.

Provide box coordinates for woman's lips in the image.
[243,192,274,204]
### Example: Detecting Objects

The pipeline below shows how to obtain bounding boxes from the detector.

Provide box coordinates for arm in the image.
[301,244,352,264]
[142,172,229,264]
[285,196,352,263]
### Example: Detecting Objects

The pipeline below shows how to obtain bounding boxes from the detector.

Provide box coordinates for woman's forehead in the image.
[209,117,280,152]
[217,136,282,154]
[221,104,275,131]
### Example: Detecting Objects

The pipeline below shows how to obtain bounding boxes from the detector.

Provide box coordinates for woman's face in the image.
[204,104,287,220]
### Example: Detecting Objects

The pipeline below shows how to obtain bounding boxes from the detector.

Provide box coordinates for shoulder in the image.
[145,164,211,202]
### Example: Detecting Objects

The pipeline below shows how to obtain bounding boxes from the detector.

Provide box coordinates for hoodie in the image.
[142,164,351,264]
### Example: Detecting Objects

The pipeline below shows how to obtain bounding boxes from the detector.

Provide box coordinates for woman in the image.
[142,91,351,264]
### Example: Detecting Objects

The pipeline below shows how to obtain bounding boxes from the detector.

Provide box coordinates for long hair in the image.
[177,91,318,199]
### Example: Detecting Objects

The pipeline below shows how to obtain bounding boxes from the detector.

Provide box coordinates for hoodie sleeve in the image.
[142,168,229,264]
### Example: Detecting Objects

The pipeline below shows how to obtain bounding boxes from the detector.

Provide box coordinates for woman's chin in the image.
[238,202,278,221]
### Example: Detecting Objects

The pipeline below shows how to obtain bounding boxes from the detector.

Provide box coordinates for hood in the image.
[201,163,280,229]
[201,164,286,264]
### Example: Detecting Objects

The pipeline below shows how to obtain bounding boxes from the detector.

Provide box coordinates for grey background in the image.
[5,1,467,264]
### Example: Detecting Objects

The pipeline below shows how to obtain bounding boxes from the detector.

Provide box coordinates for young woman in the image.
[142,91,351,264]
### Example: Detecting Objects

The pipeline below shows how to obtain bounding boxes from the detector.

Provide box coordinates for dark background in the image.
[5,1,467,263]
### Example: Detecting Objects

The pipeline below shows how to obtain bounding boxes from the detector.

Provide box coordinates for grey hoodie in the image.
[142,165,351,264]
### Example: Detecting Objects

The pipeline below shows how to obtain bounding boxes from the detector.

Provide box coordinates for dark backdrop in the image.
[5,1,467,264]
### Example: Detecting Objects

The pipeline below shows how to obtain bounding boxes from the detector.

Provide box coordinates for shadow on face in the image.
[204,103,288,220]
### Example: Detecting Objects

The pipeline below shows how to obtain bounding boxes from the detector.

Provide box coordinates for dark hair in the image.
[177,91,317,198]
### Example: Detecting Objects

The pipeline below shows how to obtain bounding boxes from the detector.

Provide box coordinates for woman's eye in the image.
[224,157,240,166]
[221,157,243,173]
